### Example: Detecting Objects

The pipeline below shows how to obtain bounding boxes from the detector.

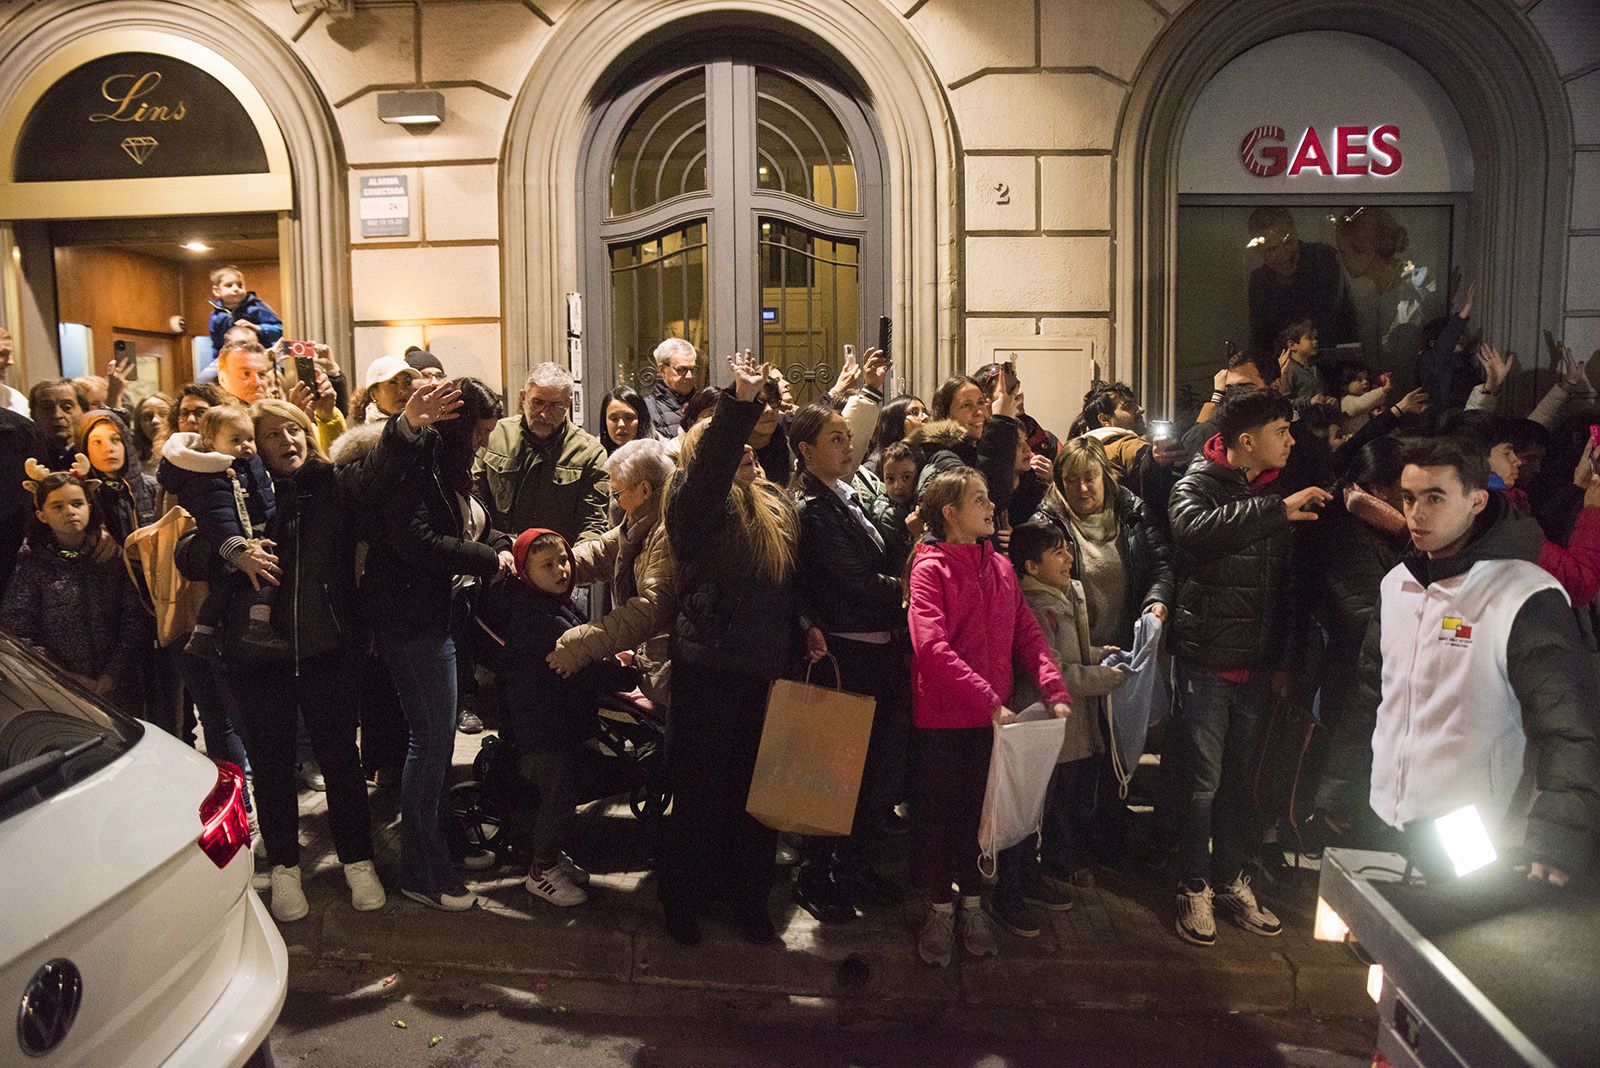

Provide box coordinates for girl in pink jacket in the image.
[907,466,1069,966]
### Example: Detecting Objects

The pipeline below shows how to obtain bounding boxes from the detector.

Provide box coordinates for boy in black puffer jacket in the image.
[157,405,277,659]
[479,527,635,910]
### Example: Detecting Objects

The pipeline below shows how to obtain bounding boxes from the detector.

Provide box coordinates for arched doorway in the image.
[500,0,957,403]
[579,44,886,405]
[0,3,347,384]
[1115,0,1572,414]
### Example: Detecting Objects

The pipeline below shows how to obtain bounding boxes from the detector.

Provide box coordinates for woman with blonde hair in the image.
[657,351,817,947]
[215,395,387,924]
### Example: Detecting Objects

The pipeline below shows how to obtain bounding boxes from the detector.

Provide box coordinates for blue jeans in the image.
[1174,660,1272,887]
[377,625,460,895]
[176,650,252,812]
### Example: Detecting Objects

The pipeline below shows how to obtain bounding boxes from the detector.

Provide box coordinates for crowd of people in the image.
[0,265,1596,964]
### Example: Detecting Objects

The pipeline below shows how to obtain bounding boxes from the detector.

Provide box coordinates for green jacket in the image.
[473,416,611,544]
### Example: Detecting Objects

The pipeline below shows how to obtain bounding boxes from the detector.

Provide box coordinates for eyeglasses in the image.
[525,398,567,413]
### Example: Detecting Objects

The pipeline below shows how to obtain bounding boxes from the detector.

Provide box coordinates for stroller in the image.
[449,588,671,860]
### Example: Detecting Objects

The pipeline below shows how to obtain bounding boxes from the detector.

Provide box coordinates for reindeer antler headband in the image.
[23,453,96,497]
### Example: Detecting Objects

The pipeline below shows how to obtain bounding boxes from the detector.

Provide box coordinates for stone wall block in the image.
[290,5,418,108]
[1572,151,1600,232]
[909,0,1036,87]
[422,165,500,242]
[1040,0,1167,83]
[1568,69,1600,147]
[351,245,501,322]
[966,156,1038,231]
[420,1,546,95]
[423,321,505,391]
[1040,155,1111,230]
[966,235,1110,312]
[1568,236,1600,311]
[1528,0,1600,79]
[951,73,1126,151]
[338,88,512,166]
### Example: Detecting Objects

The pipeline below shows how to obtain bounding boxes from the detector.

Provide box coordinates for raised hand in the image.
[861,347,889,391]
[403,380,463,431]
[1283,485,1333,522]
[1395,387,1430,415]
[1478,343,1513,391]
[829,351,863,399]
[728,350,764,403]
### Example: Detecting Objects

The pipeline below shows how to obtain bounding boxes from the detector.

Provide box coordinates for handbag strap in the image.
[802,653,843,691]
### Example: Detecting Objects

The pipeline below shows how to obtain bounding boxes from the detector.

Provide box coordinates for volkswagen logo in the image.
[17,959,82,1057]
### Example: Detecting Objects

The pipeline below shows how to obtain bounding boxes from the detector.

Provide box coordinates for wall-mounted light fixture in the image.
[377,90,445,127]
[181,241,212,252]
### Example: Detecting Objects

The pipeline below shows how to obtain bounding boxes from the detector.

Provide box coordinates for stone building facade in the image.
[0,0,1594,433]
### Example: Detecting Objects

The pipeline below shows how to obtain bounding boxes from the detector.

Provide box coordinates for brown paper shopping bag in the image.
[745,656,876,837]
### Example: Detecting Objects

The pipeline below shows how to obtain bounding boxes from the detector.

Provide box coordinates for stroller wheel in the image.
[449,779,503,849]
[629,784,670,822]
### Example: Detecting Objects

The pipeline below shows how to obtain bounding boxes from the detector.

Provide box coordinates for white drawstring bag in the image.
[977,705,1067,877]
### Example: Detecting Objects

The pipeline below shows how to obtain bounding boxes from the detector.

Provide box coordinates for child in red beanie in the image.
[488,528,636,907]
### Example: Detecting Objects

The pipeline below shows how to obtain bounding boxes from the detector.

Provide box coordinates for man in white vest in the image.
[1339,436,1599,885]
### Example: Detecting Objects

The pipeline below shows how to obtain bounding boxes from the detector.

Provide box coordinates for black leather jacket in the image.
[793,471,903,636]
[1167,451,1295,670]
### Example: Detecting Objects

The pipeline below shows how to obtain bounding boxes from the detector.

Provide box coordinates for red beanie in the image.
[511,527,575,594]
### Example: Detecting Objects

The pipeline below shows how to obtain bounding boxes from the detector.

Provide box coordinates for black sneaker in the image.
[183,629,222,661]
[793,868,856,924]
[663,906,702,947]
[986,895,1041,938]
[457,709,484,735]
[735,904,778,945]
[1021,879,1075,912]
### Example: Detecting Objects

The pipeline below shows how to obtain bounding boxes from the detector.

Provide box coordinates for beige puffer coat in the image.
[548,495,675,707]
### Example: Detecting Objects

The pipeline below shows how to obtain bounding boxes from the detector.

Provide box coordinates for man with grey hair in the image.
[644,337,699,438]
[475,361,610,549]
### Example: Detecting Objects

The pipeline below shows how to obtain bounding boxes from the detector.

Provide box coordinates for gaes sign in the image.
[1239,125,1401,179]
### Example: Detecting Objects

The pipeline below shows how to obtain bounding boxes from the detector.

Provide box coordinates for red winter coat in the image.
[908,538,1068,729]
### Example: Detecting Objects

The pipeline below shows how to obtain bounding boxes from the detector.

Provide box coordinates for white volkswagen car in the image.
[0,631,287,1066]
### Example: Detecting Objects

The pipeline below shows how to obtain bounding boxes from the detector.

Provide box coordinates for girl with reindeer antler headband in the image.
[0,454,147,706]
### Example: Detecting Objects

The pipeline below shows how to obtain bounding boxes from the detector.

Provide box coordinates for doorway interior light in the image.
[377,90,445,126]
[181,241,212,252]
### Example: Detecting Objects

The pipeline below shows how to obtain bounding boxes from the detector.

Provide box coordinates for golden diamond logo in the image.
[120,136,158,165]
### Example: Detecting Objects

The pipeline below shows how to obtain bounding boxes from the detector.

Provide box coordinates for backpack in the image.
[122,506,209,647]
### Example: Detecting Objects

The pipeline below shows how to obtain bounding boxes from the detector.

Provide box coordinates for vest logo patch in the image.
[1439,616,1474,648]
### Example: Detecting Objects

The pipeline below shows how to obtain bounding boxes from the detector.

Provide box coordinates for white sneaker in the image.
[269,864,309,922]
[458,847,496,872]
[552,852,590,887]
[401,886,477,912]
[524,863,587,907]
[917,903,955,966]
[1174,881,1216,946]
[958,896,999,958]
[1215,875,1283,936]
[249,816,266,860]
[344,860,387,912]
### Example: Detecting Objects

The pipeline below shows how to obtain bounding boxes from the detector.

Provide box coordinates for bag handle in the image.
[802,653,843,691]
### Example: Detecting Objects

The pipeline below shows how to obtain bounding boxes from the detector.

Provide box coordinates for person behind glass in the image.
[76,410,158,546]
[988,521,1123,938]
[2,458,146,711]
[29,379,87,470]
[789,401,909,923]
[360,378,513,912]
[549,438,678,709]
[658,352,809,948]
[157,405,279,661]
[127,393,171,469]
[644,338,699,438]
[907,468,1070,967]
[221,398,384,922]
[598,385,653,454]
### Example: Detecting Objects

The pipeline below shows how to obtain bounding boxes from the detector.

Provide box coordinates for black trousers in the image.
[230,651,374,869]
[659,668,776,913]
[914,726,991,904]
[357,647,408,776]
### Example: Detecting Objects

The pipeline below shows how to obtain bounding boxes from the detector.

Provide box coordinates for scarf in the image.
[1066,504,1126,647]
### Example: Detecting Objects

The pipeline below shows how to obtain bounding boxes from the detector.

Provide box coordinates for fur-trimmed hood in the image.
[328,419,386,468]
[909,418,972,452]
[159,431,236,476]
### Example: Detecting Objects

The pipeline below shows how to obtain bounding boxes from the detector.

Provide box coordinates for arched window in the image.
[581,44,885,403]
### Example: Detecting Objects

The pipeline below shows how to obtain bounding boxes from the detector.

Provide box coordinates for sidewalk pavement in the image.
[267,729,1376,1034]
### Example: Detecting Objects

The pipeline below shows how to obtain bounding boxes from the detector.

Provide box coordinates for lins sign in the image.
[1239,124,1401,178]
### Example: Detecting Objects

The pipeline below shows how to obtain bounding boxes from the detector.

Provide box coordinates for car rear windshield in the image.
[0,630,141,822]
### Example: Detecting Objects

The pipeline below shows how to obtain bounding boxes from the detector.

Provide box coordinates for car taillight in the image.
[198,760,249,868]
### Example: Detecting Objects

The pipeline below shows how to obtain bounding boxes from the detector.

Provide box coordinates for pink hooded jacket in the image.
[908,538,1069,730]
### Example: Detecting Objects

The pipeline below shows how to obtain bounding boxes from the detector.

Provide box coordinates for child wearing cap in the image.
[482,527,636,907]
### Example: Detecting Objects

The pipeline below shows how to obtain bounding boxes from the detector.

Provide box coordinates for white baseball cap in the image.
[363,355,418,390]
